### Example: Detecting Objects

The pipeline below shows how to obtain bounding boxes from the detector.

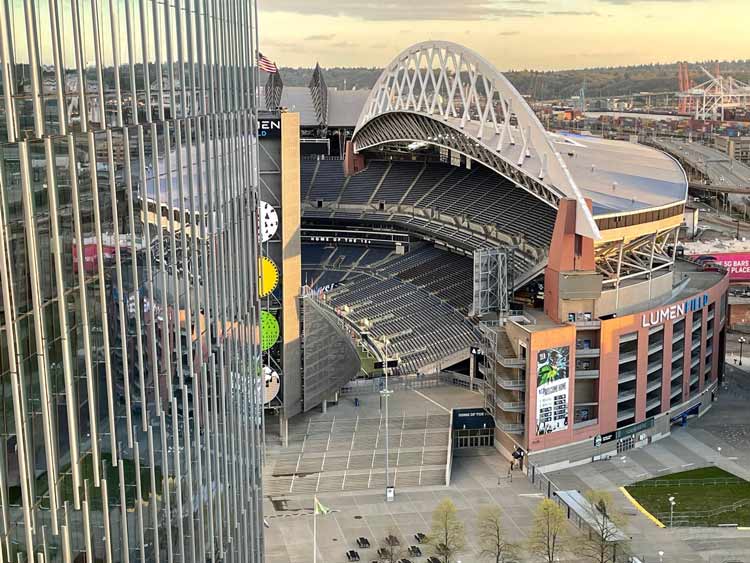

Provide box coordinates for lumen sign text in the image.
[641,294,709,328]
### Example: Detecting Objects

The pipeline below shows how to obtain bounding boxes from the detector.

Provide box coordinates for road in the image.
[655,138,750,189]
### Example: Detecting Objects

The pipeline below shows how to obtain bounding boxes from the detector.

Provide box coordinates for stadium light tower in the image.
[668,496,676,527]
[739,336,747,365]
[380,337,394,501]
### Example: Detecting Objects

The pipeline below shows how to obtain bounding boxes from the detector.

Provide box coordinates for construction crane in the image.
[678,63,750,120]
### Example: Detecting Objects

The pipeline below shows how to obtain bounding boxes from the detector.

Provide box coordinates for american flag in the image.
[257,52,278,73]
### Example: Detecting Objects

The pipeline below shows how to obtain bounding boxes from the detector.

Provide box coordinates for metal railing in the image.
[496,422,524,433]
[655,498,750,527]
[628,477,746,488]
[496,377,526,390]
[340,373,446,395]
[497,400,524,412]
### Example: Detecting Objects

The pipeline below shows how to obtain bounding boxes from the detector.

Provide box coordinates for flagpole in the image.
[313,496,318,563]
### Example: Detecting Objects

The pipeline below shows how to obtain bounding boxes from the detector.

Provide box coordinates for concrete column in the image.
[469,353,476,391]
[279,415,289,448]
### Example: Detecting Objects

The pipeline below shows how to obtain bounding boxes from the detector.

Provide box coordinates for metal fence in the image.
[629,477,746,487]
[655,498,750,527]
[340,371,483,395]
[340,373,446,395]
[527,463,651,563]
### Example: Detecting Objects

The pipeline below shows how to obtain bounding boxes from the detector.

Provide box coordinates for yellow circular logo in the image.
[259,256,279,297]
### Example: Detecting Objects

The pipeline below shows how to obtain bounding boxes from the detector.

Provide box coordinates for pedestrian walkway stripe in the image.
[619,486,666,528]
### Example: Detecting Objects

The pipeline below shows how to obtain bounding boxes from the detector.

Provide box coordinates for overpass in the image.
[652,138,750,194]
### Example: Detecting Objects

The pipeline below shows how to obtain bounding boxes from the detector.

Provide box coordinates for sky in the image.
[258,0,750,71]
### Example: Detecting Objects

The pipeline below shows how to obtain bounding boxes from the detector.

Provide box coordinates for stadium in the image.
[260,41,729,472]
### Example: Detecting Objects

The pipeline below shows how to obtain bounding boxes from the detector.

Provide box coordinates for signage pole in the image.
[380,338,394,501]
[313,497,317,563]
[384,339,390,496]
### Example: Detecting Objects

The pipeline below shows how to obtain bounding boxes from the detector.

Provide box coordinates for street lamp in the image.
[739,337,747,366]
[668,496,676,527]
[380,337,394,501]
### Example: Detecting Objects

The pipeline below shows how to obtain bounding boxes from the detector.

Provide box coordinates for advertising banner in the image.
[535,346,570,435]
[689,252,750,281]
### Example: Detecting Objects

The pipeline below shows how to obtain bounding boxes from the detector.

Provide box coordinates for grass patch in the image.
[625,467,750,527]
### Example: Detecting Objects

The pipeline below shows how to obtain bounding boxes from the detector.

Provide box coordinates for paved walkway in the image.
[264,451,543,563]
[263,370,750,562]
[549,363,750,563]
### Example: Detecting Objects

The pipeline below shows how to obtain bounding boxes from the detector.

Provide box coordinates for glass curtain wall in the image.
[0,0,263,561]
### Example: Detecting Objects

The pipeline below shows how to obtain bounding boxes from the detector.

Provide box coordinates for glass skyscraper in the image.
[0,0,264,561]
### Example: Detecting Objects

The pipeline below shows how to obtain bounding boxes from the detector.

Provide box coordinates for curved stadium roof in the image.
[552,132,688,216]
[265,41,688,223]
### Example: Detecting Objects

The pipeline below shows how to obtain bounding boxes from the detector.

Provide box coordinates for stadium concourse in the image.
[262,40,730,492]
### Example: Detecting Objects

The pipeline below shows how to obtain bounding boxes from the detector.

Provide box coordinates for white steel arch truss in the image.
[353,41,600,240]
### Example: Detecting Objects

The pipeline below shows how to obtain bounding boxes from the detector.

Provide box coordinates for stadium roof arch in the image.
[352,40,601,240]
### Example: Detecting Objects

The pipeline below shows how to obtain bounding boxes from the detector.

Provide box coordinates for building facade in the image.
[0,1,264,561]
[715,135,750,164]
[488,200,729,471]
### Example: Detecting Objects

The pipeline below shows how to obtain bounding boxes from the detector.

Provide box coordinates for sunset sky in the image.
[258,0,750,71]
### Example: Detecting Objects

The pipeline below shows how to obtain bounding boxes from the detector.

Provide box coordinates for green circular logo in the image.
[260,310,280,351]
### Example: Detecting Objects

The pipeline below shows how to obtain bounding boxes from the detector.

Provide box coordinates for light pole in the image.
[739,337,747,366]
[668,496,676,527]
[380,337,394,501]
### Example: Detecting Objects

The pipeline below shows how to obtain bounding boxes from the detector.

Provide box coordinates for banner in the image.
[535,346,570,435]
[689,252,750,281]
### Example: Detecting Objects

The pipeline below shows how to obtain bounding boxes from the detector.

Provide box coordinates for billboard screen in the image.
[689,252,750,281]
[535,346,570,435]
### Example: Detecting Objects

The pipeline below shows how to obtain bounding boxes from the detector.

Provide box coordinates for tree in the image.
[477,505,518,563]
[527,498,568,563]
[376,530,404,563]
[428,498,465,563]
[577,490,629,563]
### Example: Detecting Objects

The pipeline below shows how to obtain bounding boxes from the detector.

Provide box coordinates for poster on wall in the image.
[535,346,570,435]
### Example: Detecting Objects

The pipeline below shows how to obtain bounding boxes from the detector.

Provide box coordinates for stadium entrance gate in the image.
[452,408,495,449]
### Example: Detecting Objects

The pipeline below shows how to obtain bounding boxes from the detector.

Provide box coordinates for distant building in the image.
[715,135,750,164]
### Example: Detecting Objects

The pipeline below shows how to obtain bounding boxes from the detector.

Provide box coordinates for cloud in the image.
[262,39,299,50]
[548,10,600,15]
[262,1,542,20]
[498,30,521,36]
[332,41,356,48]
[305,34,336,41]
[598,0,702,4]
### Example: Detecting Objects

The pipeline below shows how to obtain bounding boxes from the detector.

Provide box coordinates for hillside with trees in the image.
[273,60,750,100]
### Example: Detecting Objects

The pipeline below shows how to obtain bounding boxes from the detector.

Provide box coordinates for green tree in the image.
[527,498,568,563]
[428,498,465,563]
[477,505,518,563]
[577,490,629,563]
